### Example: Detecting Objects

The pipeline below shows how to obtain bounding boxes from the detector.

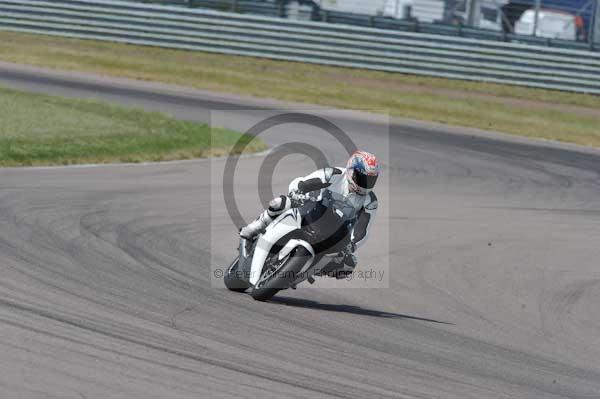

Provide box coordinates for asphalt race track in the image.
[1,62,599,399]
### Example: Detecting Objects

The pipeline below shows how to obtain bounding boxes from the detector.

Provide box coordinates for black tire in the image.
[224,256,251,292]
[251,247,312,302]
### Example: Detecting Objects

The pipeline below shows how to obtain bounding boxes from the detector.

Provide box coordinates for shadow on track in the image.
[270,296,452,324]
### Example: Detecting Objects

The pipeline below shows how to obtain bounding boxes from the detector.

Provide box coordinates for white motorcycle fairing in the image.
[248,207,315,286]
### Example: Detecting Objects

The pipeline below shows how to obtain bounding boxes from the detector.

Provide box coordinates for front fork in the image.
[237,237,255,283]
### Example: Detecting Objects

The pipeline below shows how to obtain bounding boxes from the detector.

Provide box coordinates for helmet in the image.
[346,150,380,195]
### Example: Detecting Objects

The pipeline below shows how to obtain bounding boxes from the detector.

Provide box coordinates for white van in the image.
[514,9,579,41]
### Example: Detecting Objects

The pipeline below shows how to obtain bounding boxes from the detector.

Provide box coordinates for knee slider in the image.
[267,195,287,217]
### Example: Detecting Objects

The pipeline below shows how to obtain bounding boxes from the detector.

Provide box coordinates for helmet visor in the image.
[354,170,378,189]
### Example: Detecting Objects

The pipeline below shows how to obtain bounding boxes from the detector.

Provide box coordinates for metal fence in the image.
[1,0,600,94]
[127,0,600,51]
[138,0,285,17]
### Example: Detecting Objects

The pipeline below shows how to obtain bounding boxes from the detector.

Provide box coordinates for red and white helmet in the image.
[346,150,380,195]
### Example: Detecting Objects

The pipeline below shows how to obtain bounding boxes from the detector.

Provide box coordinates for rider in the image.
[239,150,380,278]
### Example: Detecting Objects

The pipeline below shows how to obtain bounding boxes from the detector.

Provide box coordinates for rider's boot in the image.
[239,211,272,239]
[239,196,289,240]
[317,251,357,279]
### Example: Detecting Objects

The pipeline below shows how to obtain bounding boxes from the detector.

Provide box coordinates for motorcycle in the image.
[223,179,358,301]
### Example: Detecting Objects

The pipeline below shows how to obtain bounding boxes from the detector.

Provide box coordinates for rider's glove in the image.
[288,190,308,205]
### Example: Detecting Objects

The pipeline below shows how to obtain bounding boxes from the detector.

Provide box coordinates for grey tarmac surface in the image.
[0,62,600,398]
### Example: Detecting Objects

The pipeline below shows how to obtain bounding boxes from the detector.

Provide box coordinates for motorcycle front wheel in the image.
[224,256,251,292]
[251,247,312,301]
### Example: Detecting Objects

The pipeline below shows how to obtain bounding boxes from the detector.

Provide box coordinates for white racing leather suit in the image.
[240,167,378,272]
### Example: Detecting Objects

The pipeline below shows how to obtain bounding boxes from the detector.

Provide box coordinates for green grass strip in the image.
[0,86,265,166]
